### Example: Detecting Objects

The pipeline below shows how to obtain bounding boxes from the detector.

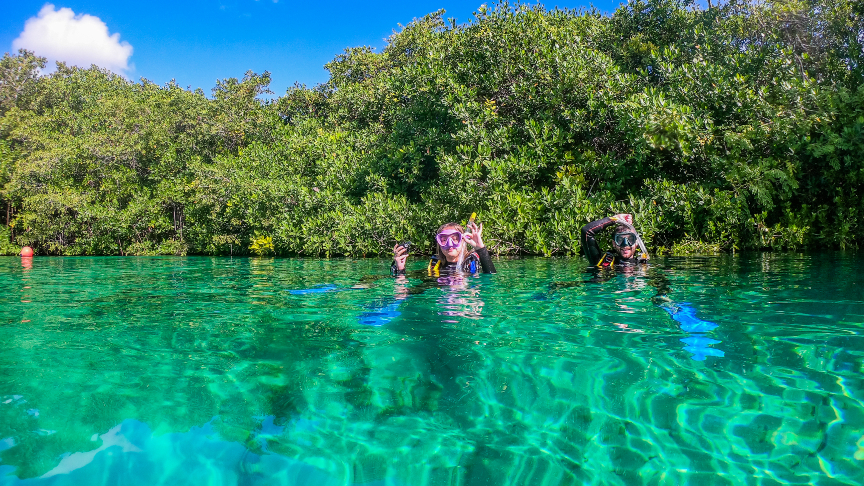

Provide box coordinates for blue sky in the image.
[3,1,621,95]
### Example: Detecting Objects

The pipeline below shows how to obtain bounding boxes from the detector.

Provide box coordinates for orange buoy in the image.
[20,246,34,257]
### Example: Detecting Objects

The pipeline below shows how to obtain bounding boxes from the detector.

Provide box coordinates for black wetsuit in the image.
[580,217,639,267]
[392,246,496,275]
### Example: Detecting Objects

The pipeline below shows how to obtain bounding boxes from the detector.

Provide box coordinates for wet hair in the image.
[435,222,467,266]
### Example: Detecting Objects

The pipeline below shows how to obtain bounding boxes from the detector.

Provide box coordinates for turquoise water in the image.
[1,254,863,485]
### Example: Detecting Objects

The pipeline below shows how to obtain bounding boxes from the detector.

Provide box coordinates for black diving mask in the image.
[614,232,638,247]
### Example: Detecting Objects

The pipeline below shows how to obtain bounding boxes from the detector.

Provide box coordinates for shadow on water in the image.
[1,253,863,485]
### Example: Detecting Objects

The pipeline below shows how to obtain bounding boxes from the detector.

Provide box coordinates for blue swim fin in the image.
[287,284,340,295]
[663,303,718,333]
[663,303,724,361]
[358,301,402,326]
[681,335,725,361]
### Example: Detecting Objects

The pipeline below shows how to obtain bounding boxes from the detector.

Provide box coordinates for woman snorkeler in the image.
[391,219,496,276]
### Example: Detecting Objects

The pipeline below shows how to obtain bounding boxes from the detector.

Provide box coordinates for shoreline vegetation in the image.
[0,0,861,257]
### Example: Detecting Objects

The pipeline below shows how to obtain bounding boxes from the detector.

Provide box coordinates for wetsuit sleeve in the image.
[475,247,496,274]
[580,217,615,264]
[390,261,406,276]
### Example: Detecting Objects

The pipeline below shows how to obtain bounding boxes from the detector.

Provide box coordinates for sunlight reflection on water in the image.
[0,254,863,485]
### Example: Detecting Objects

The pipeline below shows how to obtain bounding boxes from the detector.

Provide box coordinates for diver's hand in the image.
[465,221,485,249]
[393,244,409,271]
[612,213,633,225]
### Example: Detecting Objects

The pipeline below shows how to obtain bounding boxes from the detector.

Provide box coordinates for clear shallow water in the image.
[1,254,863,485]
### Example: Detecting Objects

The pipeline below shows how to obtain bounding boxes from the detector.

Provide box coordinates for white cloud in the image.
[12,4,133,74]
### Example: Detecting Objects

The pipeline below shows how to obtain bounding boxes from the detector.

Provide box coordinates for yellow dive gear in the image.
[428,256,441,276]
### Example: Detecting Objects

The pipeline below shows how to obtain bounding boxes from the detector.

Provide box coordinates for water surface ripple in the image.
[1,254,863,485]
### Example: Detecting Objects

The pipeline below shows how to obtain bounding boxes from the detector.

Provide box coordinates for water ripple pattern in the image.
[0,254,863,485]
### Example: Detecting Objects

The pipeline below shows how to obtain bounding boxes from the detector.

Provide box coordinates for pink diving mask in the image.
[436,231,463,248]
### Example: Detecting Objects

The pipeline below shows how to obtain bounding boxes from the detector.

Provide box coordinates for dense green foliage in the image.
[1,0,862,256]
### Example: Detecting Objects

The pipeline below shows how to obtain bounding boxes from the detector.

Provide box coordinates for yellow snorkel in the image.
[465,212,478,239]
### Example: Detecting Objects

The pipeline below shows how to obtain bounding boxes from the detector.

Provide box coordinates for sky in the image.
[2,0,622,96]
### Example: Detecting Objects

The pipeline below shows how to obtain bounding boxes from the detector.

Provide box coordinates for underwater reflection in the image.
[549,264,725,361]
[359,271,488,326]
[1,418,346,486]
[2,255,863,485]
[430,272,485,322]
[437,285,485,322]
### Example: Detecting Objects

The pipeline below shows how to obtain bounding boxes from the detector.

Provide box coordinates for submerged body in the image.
[426,246,496,276]
[580,215,647,267]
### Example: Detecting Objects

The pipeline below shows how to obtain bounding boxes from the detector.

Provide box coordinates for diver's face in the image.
[614,241,636,259]
[613,231,638,259]
[442,245,461,259]
[437,229,463,261]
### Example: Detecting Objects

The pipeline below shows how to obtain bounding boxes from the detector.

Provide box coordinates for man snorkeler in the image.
[580,213,648,268]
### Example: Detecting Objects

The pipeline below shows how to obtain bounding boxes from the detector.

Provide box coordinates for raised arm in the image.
[474,246,496,274]
[391,243,409,276]
[464,221,496,274]
[580,217,615,264]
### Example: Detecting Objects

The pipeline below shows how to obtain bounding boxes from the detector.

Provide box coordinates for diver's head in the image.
[435,222,466,263]
[613,225,638,259]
